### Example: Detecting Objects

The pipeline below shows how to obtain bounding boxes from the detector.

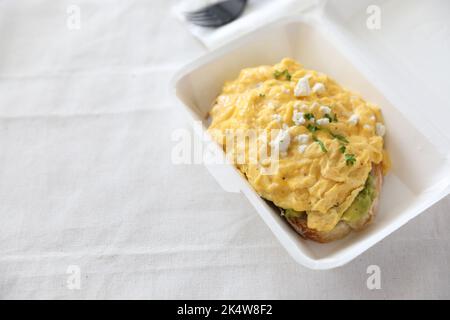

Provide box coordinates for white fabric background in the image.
[0,0,449,299]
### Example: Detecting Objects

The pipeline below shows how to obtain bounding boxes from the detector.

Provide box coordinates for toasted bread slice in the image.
[285,164,383,243]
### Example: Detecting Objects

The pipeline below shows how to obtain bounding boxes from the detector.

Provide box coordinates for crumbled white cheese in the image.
[272,114,282,122]
[370,115,376,121]
[309,117,315,123]
[296,134,310,144]
[282,123,289,130]
[270,129,291,155]
[292,111,305,125]
[294,76,311,97]
[298,144,308,154]
[316,118,330,126]
[320,105,331,114]
[312,82,326,94]
[294,102,309,111]
[375,123,386,136]
[363,124,372,130]
[283,88,291,95]
[347,114,359,126]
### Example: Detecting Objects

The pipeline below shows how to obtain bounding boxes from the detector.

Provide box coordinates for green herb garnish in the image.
[330,132,349,144]
[345,153,356,166]
[259,93,265,98]
[273,69,291,81]
[304,113,315,120]
[313,136,328,153]
[307,124,319,133]
[324,113,338,123]
[324,114,333,122]
[339,145,346,153]
[333,113,338,122]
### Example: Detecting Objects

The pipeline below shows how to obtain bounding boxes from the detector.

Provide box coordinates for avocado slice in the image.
[284,208,304,219]
[341,174,376,226]
[283,174,376,227]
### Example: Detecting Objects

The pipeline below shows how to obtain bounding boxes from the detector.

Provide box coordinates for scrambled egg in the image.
[208,58,388,232]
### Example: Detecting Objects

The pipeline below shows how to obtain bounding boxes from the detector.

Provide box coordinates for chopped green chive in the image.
[330,132,349,144]
[273,69,291,81]
[345,153,356,166]
[313,136,328,153]
[259,93,265,98]
[333,113,338,122]
[324,114,333,122]
[324,113,338,123]
[304,113,314,120]
[307,124,319,133]
[339,145,346,153]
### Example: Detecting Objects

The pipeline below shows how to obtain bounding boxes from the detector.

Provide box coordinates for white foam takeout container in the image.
[171,0,450,269]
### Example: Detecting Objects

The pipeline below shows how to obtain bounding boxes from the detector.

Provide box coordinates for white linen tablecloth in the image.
[0,0,449,299]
